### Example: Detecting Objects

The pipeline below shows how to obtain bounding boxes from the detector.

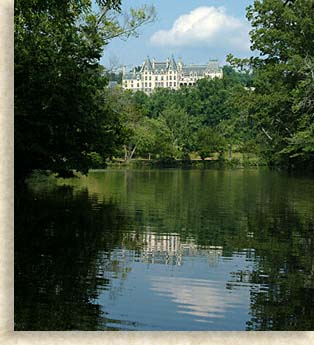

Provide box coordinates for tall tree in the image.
[228,0,314,168]
[15,0,155,180]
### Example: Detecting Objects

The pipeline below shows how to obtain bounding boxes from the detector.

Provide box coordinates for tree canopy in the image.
[15,0,155,179]
[228,0,314,169]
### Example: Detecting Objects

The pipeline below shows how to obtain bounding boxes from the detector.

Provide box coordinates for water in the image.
[14,168,314,330]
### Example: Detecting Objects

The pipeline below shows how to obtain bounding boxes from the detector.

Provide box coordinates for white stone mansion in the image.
[122,56,223,94]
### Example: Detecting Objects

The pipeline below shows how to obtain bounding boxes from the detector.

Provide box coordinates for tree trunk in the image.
[129,145,136,160]
[124,145,128,161]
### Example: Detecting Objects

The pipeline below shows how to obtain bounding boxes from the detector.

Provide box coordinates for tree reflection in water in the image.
[224,196,314,330]
[14,170,314,330]
[15,185,135,330]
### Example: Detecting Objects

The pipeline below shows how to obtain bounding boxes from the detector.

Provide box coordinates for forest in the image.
[15,0,314,181]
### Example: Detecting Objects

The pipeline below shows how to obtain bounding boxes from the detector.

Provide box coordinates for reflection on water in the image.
[15,169,314,330]
[125,231,223,266]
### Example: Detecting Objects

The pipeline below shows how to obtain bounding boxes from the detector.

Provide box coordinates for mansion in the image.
[122,56,223,94]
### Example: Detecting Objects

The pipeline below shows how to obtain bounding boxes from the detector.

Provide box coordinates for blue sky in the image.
[101,0,254,69]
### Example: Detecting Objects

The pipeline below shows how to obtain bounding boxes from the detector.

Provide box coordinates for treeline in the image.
[106,67,256,164]
[112,0,314,170]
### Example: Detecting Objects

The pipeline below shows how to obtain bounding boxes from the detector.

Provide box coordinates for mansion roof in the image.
[123,57,221,80]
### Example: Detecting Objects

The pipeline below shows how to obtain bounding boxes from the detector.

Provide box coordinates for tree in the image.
[134,117,176,159]
[196,127,226,160]
[160,105,201,158]
[15,0,156,180]
[228,0,314,168]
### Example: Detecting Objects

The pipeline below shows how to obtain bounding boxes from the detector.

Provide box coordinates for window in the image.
[169,76,172,80]
[145,76,147,80]
[149,76,151,80]
[169,82,172,86]
[137,83,139,87]
[149,82,151,87]
[145,82,147,87]
[161,76,164,81]
[174,82,176,86]
[174,76,176,80]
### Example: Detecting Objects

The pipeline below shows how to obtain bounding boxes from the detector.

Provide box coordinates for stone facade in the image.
[122,56,223,94]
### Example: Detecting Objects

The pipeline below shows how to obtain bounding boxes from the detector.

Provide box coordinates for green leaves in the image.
[15,0,157,180]
[196,127,227,160]
[116,67,253,161]
[229,0,314,169]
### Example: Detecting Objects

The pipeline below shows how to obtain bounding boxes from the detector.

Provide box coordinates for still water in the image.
[15,168,314,330]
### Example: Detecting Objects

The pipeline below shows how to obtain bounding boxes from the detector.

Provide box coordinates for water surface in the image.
[15,168,314,330]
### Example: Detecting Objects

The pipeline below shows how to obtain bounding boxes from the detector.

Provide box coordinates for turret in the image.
[177,57,183,71]
[169,54,177,71]
[166,57,170,69]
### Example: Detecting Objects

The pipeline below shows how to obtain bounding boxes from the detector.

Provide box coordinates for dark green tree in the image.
[15,0,155,180]
[196,127,227,160]
[160,105,201,158]
[228,0,314,168]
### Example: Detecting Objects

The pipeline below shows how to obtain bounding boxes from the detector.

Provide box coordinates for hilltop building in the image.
[122,56,223,94]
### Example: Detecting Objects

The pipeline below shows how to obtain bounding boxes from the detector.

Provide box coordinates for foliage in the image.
[15,0,156,180]
[115,67,254,161]
[196,127,227,160]
[160,105,201,158]
[228,0,314,169]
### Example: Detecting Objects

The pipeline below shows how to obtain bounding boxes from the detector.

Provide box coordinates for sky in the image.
[101,0,255,70]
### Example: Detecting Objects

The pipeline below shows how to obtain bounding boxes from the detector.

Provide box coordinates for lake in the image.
[14,168,314,330]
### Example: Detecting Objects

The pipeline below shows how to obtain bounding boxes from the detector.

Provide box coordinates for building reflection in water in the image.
[124,229,223,266]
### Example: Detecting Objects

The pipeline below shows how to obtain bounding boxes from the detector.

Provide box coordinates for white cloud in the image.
[150,276,245,321]
[150,6,250,51]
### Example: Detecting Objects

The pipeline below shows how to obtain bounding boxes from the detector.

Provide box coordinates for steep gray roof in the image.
[124,71,141,80]
[168,56,177,70]
[123,58,221,80]
[153,62,168,73]
[207,60,220,73]
[182,65,207,76]
[141,57,153,72]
